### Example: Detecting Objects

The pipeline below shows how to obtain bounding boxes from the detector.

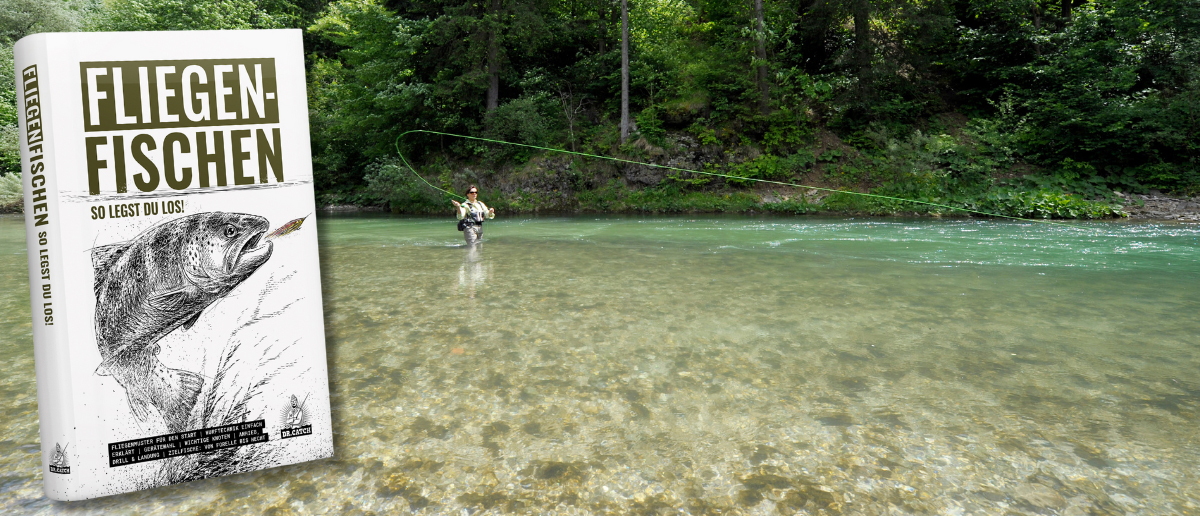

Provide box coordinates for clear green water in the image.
[2,213,1199,514]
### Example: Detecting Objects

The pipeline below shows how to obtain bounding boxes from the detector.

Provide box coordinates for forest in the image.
[1,0,1197,218]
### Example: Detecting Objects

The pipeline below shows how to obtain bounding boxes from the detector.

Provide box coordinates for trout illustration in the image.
[92,212,273,433]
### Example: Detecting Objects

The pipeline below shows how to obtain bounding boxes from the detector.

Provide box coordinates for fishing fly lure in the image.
[266,215,309,241]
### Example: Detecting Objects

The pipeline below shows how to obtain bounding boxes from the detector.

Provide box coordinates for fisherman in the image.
[286,395,303,427]
[451,185,495,245]
[51,444,66,467]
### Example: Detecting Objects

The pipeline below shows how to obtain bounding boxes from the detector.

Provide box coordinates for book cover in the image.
[14,29,332,501]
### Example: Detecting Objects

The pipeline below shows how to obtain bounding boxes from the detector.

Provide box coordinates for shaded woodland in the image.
[1,0,1197,217]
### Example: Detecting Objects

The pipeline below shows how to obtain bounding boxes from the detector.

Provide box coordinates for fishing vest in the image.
[462,201,487,225]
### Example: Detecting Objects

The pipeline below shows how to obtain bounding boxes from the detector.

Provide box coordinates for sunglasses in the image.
[467,191,478,194]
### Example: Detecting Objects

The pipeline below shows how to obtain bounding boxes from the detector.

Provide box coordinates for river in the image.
[2,213,1198,514]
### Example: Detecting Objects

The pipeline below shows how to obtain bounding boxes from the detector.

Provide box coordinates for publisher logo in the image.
[281,425,312,439]
[279,394,311,440]
[50,442,70,474]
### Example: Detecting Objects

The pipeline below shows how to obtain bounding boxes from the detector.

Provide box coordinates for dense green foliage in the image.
[1,0,102,176]
[0,170,20,209]
[2,0,1196,218]
[92,0,299,31]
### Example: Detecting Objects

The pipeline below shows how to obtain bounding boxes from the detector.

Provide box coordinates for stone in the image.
[1015,483,1066,510]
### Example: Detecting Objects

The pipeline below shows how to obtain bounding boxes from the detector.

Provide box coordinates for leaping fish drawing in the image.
[91,212,273,433]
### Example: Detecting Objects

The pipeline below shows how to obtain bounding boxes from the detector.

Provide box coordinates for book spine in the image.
[15,34,76,501]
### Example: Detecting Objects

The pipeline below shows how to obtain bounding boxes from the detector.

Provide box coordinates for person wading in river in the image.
[452,185,495,245]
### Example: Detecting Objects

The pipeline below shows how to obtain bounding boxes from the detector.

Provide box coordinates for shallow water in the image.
[2,213,1199,514]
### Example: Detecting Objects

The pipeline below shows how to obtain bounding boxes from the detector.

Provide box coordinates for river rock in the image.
[320,204,387,212]
[1118,192,1200,221]
[1015,483,1066,510]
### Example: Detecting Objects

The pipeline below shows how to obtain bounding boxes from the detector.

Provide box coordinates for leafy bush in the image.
[364,158,447,213]
[0,124,18,176]
[483,94,558,161]
[0,172,21,210]
[820,189,920,215]
[687,122,720,146]
[95,0,294,31]
[823,161,876,187]
[971,188,1124,219]
[664,172,711,189]
[2,28,24,175]
[634,106,666,145]
[780,150,815,176]
[485,188,563,213]
[863,127,1002,189]
[484,95,554,146]
[723,154,789,186]
[820,185,1123,219]
[760,108,813,153]
[577,180,760,213]
[761,197,819,214]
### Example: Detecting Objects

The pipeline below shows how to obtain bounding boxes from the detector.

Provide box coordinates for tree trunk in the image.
[620,0,630,143]
[755,0,769,115]
[1032,1,1042,55]
[487,0,500,112]
[852,0,871,94]
[1062,0,1071,21]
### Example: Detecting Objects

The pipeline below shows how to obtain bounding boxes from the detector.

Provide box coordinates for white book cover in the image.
[14,29,332,501]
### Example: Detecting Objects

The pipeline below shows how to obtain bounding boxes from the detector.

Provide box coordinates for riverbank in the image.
[1117,192,1200,222]
[359,128,1162,220]
[323,190,1200,222]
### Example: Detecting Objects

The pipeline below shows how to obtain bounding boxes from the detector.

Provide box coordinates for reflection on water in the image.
[459,243,490,299]
[2,214,1199,514]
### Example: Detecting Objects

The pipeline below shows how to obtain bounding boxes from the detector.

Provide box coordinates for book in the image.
[14,29,332,501]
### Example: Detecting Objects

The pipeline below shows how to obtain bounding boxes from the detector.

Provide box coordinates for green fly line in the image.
[394,129,1082,228]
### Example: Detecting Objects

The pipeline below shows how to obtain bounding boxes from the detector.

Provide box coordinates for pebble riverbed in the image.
[2,214,1198,514]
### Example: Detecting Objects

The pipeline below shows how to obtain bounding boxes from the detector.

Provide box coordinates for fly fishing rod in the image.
[394,129,1087,228]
